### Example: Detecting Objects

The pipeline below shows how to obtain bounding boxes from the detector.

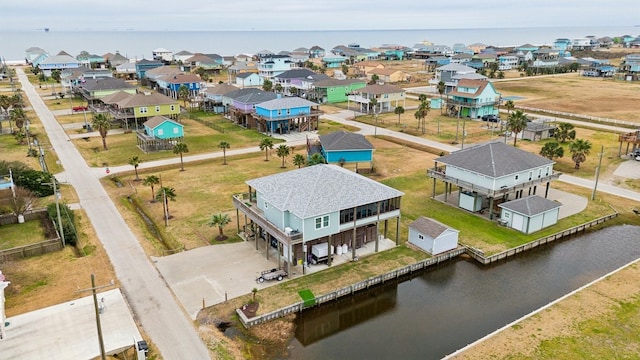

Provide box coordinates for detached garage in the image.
[408,217,459,255]
[498,195,561,234]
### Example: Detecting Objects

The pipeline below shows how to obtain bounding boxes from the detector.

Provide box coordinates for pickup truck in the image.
[72,106,88,112]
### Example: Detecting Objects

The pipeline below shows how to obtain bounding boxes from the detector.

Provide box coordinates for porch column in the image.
[327,235,333,266]
[255,225,260,250]
[236,208,240,234]
[489,197,494,220]
[277,241,281,268]
[266,233,270,260]
[444,183,448,202]
[384,219,388,239]
[533,185,537,195]
[352,206,357,260]
[545,182,550,198]
[375,202,381,252]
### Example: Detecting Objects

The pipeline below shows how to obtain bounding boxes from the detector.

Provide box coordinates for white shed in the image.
[498,195,561,234]
[408,217,459,255]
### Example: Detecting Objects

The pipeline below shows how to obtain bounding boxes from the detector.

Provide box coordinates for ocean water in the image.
[1,26,638,62]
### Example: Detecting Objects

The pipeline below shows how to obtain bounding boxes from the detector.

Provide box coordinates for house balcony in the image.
[447,99,496,108]
[427,168,562,198]
[233,194,303,247]
[253,109,323,122]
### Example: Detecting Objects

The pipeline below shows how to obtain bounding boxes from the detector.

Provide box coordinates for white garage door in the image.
[512,213,524,232]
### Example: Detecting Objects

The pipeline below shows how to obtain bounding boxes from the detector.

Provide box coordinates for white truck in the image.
[311,243,334,265]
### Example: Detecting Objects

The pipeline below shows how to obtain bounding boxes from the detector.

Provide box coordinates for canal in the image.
[282,225,640,360]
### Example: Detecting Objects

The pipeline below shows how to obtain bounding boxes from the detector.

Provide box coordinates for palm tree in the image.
[208,213,231,241]
[506,110,528,146]
[293,154,306,168]
[259,138,274,161]
[143,175,160,202]
[9,107,27,131]
[554,122,576,143]
[369,97,378,117]
[276,144,290,168]
[539,141,564,160]
[173,142,189,171]
[505,100,515,114]
[262,79,273,92]
[274,83,283,94]
[156,186,177,219]
[437,81,445,115]
[177,85,190,111]
[0,94,10,116]
[92,113,111,150]
[128,156,141,181]
[308,153,325,166]
[394,106,405,125]
[568,139,592,169]
[414,100,430,134]
[218,141,230,165]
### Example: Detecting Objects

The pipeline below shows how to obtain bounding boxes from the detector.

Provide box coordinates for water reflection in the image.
[285,225,640,360]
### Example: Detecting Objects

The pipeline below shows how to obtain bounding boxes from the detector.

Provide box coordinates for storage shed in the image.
[408,217,459,255]
[498,195,561,234]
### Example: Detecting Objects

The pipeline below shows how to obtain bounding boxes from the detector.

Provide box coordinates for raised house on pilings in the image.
[233,164,403,274]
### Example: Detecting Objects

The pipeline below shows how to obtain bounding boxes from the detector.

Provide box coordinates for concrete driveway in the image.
[154,241,284,320]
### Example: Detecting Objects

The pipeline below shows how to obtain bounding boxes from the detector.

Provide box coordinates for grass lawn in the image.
[0,220,46,249]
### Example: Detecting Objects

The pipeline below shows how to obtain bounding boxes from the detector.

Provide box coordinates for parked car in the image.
[481,114,499,122]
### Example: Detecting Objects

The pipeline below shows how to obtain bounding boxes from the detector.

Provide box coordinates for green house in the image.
[311,79,367,104]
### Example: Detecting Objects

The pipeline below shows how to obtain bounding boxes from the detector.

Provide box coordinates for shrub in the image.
[47,202,77,246]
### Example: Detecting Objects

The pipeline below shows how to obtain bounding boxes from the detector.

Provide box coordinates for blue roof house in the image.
[253,97,322,134]
[138,115,184,152]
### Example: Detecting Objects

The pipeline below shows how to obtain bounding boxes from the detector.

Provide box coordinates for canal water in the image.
[282,225,640,360]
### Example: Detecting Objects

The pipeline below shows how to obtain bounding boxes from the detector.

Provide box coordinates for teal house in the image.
[310,131,374,171]
[449,79,500,119]
[253,97,322,134]
[311,79,367,104]
[137,116,184,152]
[321,55,349,68]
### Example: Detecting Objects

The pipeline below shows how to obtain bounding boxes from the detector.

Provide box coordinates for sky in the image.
[1,0,639,31]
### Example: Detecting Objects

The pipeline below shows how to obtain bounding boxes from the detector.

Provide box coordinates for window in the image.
[515,175,519,181]
[155,106,161,112]
[315,215,329,229]
[264,202,269,209]
[140,107,148,114]
[157,129,164,136]
[418,234,424,240]
[170,105,175,111]
[504,212,510,219]
[173,127,179,134]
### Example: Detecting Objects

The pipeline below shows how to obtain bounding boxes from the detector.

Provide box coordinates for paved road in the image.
[16,68,211,360]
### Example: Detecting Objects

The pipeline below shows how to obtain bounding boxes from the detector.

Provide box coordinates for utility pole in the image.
[77,274,114,360]
[591,145,604,200]
[43,179,65,247]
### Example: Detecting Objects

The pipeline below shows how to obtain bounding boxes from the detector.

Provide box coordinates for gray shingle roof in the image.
[319,131,373,151]
[498,195,561,216]
[409,216,457,238]
[80,78,135,91]
[227,88,277,104]
[436,141,553,178]
[313,78,367,88]
[246,164,404,219]
[275,69,328,81]
[256,97,318,110]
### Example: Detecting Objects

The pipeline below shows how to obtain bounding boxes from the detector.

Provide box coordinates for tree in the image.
[128,156,141,181]
[274,83,283,94]
[177,85,190,110]
[92,113,111,150]
[394,106,405,125]
[506,110,528,146]
[9,107,27,132]
[307,153,325,166]
[156,186,177,219]
[370,74,379,84]
[554,122,576,143]
[369,97,378,116]
[568,139,592,169]
[276,144,290,168]
[50,69,61,82]
[143,175,160,202]
[437,81,445,115]
[208,213,231,241]
[414,99,430,134]
[293,154,305,168]
[218,141,230,165]
[539,141,564,160]
[259,138,274,161]
[11,186,39,217]
[173,142,189,171]
[262,79,273,92]
[341,64,349,76]
[505,100,515,114]
[0,94,10,116]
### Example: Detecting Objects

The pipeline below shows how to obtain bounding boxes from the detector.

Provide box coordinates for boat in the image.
[44,28,50,32]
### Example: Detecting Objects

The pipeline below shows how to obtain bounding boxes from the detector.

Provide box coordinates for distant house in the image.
[309,45,326,58]
[135,59,164,80]
[521,122,556,141]
[138,116,184,152]
[257,54,294,80]
[115,62,136,79]
[157,73,202,99]
[310,78,367,104]
[498,196,561,234]
[202,84,239,113]
[232,164,404,272]
[274,68,329,95]
[427,141,560,219]
[76,52,106,69]
[408,217,459,255]
[235,72,263,88]
[38,54,81,77]
[25,47,48,66]
[367,68,408,83]
[312,131,374,170]
[253,97,322,134]
[225,88,278,128]
[448,79,500,119]
[74,78,136,102]
[321,55,349,69]
[353,61,385,76]
[105,52,129,68]
[429,63,479,93]
[348,83,406,114]
[172,50,194,64]
[152,48,173,63]
[61,66,113,91]
[101,91,180,130]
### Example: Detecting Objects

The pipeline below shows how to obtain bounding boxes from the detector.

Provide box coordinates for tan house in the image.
[353,61,385,76]
[368,68,408,83]
[347,83,406,113]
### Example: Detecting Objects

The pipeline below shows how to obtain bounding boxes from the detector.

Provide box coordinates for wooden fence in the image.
[0,238,62,263]
[236,248,465,328]
[464,212,618,265]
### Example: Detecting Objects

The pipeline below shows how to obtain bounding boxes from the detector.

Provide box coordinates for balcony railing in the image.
[233,194,303,246]
[427,168,561,197]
